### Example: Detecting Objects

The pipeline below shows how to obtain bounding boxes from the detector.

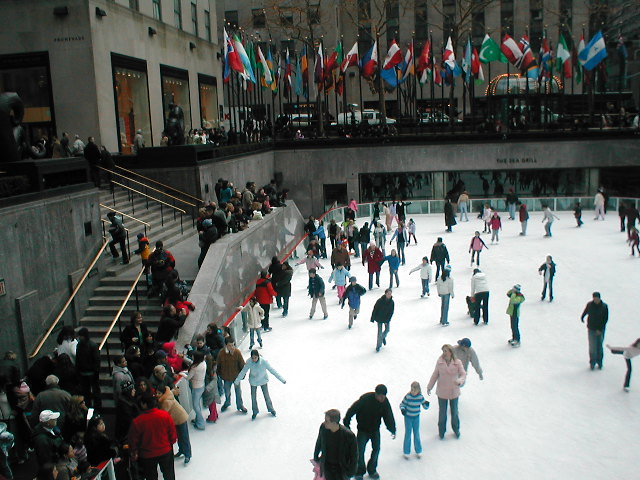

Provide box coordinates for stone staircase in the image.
[80,185,197,410]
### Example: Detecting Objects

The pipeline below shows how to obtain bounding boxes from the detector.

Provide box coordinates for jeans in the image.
[279,296,290,315]
[191,386,205,429]
[508,203,516,220]
[356,429,380,476]
[330,236,337,249]
[353,241,360,258]
[389,269,399,288]
[175,421,192,458]
[437,397,460,438]
[544,222,553,236]
[595,205,605,220]
[396,242,406,264]
[139,451,175,480]
[433,261,445,281]
[473,291,490,325]
[541,279,554,300]
[588,329,605,368]
[459,202,468,221]
[260,304,271,329]
[421,279,429,296]
[625,359,632,388]
[471,250,481,266]
[439,294,450,325]
[376,322,390,350]
[223,379,244,409]
[348,307,360,328]
[109,236,129,262]
[251,384,274,414]
[368,271,380,290]
[360,242,369,259]
[249,328,262,348]
[510,315,520,342]
[403,415,422,455]
[521,220,528,235]
[310,296,328,317]
[491,228,499,242]
[319,238,327,258]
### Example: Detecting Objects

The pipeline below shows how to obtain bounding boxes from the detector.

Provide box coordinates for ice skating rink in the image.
[183,211,639,479]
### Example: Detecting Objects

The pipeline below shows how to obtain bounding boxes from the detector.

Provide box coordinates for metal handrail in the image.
[99,206,151,227]
[113,165,204,203]
[111,181,187,214]
[98,166,196,207]
[29,239,109,359]
[98,266,146,351]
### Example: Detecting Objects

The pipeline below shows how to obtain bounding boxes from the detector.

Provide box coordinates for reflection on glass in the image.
[162,75,191,134]
[360,172,433,202]
[199,83,218,128]
[114,67,151,154]
[0,66,51,123]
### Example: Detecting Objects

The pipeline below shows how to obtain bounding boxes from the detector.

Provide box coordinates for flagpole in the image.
[429,32,435,134]
[358,36,364,122]
[412,35,418,129]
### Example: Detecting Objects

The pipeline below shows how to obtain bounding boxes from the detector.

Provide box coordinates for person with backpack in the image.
[341,277,367,329]
[106,212,128,264]
[254,272,277,332]
[148,241,175,298]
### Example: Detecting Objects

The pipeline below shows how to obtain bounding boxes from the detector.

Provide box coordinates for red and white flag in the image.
[501,34,523,67]
[383,40,403,70]
[341,42,359,72]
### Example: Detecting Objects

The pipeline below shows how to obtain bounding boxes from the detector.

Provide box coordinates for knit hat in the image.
[444,264,452,271]
[513,284,521,292]
[457,338,472,348]
[350,276,357,282]
[137,233,144,240]
[309,268,316,274]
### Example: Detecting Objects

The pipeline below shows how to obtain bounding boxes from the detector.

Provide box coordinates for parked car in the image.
[332,109,396,125]
[418,112,462,124]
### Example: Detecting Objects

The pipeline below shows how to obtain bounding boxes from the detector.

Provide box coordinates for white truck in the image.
[331,109,396,126]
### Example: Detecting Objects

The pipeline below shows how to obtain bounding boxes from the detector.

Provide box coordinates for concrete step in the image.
[84,305,162,316]
[89,296,160,307]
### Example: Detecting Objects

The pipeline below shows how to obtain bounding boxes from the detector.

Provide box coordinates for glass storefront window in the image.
[114,66,152,154]
[199,77,218,128]
[360,172,434,202]
[161,73,191,134]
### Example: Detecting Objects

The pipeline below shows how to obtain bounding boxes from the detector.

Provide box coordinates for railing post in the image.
[130,191,135,215]
[134,281,139,311]
[126,231,131,260]
[160,205,164,227]
[180,214,183,235]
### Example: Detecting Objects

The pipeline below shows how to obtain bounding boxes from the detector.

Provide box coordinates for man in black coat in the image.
[83,136,102,187]
[430,237,450,281]
[314,409,357,480]
[344,385,396,480]
[76,327,102,410]
[581,292,609,370]
[371,289,394,352]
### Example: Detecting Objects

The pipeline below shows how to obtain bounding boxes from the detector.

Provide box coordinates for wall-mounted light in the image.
[53,6,69,16]
[148,27,157,36]
[95,7,107,17]
[189,41,197,50]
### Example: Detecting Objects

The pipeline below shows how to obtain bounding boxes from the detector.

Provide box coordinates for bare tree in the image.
[428,0,497,49]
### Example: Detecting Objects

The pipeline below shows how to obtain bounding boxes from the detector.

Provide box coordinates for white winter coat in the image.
[410,263,432,280]
[471,272,489,295]
[436,276,455,297]
[241,303,265,329]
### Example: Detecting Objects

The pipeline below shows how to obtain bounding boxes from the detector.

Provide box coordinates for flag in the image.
[575,33,585,83]
[300,45,309,98]
[233,35,256,83]
[579,31,608,71]
[341,42,359,72]
[326,42,343,73]
[480,34,508,63]
[295,54,303,96]
[433,58,442,86]
[618,34,628,60]
[246,41,258,91]
[501,34,523,66]
[257,45,273,86]
[443,37,462,76]
[402,41,414,80]
[539,33,552,81]
[314,43,324,84]
[472,47,484,83]
[556,34,572,79]
[381,67,404,88]
[361,41,378,79]
[336,73,344,96]
[266,48,278,93]
[462,38,472,84]
[285,48,293,89]
[383,40,403,70]
[223,28,243,82]
[518,35,539,78]
[417,40,431,73]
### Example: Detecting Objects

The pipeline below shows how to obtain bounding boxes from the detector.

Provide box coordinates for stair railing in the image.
[29,239,110,359]
[112,164,204,203]
[100,205,151,237]
[101,220,134,261]
[110,181,188,233]
[97,266,146,369]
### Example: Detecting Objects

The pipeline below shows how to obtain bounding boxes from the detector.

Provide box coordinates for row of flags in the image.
[223,27,616,95]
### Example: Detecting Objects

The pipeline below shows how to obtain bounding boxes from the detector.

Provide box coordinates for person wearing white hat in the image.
[506,285,525,347]
[32,410,63,464]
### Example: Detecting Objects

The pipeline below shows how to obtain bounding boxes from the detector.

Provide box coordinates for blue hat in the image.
[458,338,471,348]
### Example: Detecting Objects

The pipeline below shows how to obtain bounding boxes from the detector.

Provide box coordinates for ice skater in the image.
[489,211,502,244]
[341,277,367,329]
[574,202,584,227]
[238,297,264,350]
[400,381,430,459]
[628,226,639,256]
[482,204,492,233]
[436,265,454,326]
[506,285,525,347]
[308,269,328,319]
[313,409,358,480]
[580,292,609,370]
[606,339,640,392]
[430,237,450,281]
[409,256,432,297]
[406,218,417,245]
[363,242,384,290]
[541,205,560,237]
[371,289,395,352]
[538,255,556,301]
[469,231,488,267]
[470,269,490,325]
[594,189,606,220]
[427,345,466,439]
[380,250,401,289]
[457,191,469,222]
[444,198,456,233]
[329,263,351,301]
[452,338,483,380]
[519,203,529,236]
[234,350,286,420]
[389,222,407,265]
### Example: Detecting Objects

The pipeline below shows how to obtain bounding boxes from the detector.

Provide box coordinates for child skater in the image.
[400,381,430,459]
[490,211,502,244]
[328,262,351,301]
[409,256,432,298]
[606,339,640,392]
[406,218,418,245]
[469,231,488,267]
[574,202,584,227]
[482,204,492,233]
[628,226,639,256]
[380,249,401,289]
[238,297,264,350]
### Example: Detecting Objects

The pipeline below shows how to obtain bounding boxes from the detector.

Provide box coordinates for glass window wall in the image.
[199,76,218,128]
[161,69,191,135]
[113,65,152,154]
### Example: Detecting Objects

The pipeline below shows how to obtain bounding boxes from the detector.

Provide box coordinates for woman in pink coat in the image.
[427,344,467,439]
[468,231,488,267]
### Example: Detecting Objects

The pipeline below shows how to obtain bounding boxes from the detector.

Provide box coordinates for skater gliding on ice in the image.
[506,285,525,347]
[399,381,429,459]
[313,409,358,480]
[427,345,466,439]
[409,256,432,297]
[606,339,640,392]
[469,231,488,267]
[234,350,286,420]
[538,255,556,302]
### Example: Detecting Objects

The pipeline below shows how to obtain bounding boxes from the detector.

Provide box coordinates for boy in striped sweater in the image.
[399,381,430,459]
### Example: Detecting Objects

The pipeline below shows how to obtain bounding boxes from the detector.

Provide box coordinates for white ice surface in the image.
[179,211,639,480]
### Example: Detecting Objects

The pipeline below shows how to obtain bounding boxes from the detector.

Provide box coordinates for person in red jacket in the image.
[129,394,177,479]
[254,271,277,332]
[363,242,384,291]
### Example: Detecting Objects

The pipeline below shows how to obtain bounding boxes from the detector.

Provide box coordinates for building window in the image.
[191,2,198,36]
[386,0,399,44]
[160,66,192,136]
[252,9,266,28]
[501,0,514,35]
[280,40,295,55]
[529,0,543,52]
[111,54,152,154]
[559,0,573,40]
[309,4,320,25]
[129,0,139,11]
[152,0,162,21]
[204,10,211,41]
[199,74,218,128]
[174,0,182,30]
[415,1,428,44]
[472,5,485,47]
[279,8,294,27]
[442,0,456,42]
[225,10,238,30]
[589,0,608,38]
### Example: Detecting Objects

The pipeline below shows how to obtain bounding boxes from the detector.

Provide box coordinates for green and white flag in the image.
[480,34,508,63]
